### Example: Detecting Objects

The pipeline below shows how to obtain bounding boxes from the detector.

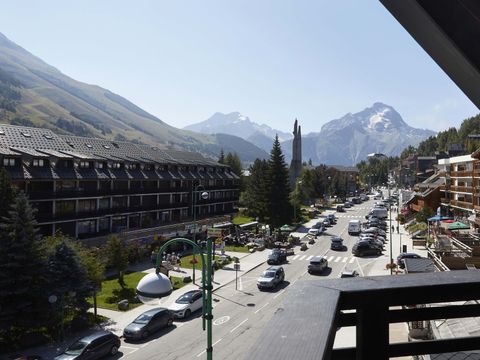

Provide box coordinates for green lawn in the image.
[223,245,249,253]
[179,254,222,269]
[232,214,254,225]
[88,272,186,311]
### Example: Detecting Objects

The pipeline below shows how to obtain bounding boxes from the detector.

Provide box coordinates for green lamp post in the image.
[137,237,214,360]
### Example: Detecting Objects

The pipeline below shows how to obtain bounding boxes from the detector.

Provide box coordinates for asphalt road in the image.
[115,197,387,359]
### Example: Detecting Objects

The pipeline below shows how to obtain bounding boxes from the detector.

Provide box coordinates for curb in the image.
[212,259,267,293]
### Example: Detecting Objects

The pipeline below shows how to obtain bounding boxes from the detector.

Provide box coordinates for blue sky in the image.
[0,1,477,134]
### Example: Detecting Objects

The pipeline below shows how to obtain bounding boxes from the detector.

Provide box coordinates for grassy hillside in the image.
[0,32,268,163]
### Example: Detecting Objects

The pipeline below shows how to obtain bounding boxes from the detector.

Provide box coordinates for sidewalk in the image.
[364,211,428,360]
[98,249,268,336]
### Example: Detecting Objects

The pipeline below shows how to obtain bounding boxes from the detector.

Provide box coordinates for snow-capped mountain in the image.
[282,102,436,166]
[184,112,293,152]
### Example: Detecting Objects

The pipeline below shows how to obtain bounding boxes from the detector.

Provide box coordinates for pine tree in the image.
[0,192,50,339]
[225,152,242,176]
[105,235,129,287]
[243,159,269,220]
[266,135,292,227]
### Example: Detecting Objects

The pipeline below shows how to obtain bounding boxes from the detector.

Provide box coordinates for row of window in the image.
[1,155,229,174]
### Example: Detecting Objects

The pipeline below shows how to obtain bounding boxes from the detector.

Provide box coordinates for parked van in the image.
[367,208,388,219]
[348,219,361,235]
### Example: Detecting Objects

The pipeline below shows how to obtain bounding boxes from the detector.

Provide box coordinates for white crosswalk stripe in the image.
[349,257,355,263]
[342,257,348,263]
[307,255,314,260]
[328,256,334,262]
[334,257,342,262]
[299,255,306,261]
[292,255,299,260]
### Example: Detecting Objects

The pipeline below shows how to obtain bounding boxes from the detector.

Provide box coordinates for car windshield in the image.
[133,313,153,324]
[65,339,89,355]
[176,293,194,304]
[262,271,276,278]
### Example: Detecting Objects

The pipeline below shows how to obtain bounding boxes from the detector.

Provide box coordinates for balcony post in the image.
[356,305,389,360]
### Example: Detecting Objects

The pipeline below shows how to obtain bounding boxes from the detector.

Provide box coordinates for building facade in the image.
[438,154,479,224]
[0,124,240,242]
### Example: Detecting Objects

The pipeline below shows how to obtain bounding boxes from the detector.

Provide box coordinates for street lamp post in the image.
[137,237,214,360]
[192,185,209,284]
[368,153,394,274]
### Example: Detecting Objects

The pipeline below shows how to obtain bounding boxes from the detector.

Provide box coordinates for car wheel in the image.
[184,309,191,318]
[142,330,149,339]
[167,318,173,326]
[110,345,119,355]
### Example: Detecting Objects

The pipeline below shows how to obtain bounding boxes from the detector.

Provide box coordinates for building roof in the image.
[330,165,359,172]
[404,258,435,273]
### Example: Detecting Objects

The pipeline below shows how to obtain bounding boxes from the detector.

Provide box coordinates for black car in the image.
[267,248,287,265]
[352,241,382,257]
[123,308,173,340]
[396,252,422,269]
[330,236,344,251]
[55,331,120,360]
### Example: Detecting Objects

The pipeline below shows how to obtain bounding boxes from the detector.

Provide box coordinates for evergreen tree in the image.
[0,192,49,340]
[47,240,91,332]
[243,159,269,220]
[218,149,225,164]
[225,152,242,176]
[266,136,292,227]
[105,235,129,287]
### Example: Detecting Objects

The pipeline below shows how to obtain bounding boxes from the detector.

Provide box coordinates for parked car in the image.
[352,241,382,257]
[123,308,173,340]
[168,290,203,319]
[330,236,344,251]
[327,213,337,224]
[308,223,324,236]
[267,248,287,265]
[396,252,422,269]
[307,256,329,274]
[336,204,345,212]
[257,266,285,290]
[340,270,360,278]
[322,218,332,227]
[358,236,384,249]
[55,331,120,360]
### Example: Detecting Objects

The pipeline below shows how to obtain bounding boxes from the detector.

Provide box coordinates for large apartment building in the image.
[438,154,480,223]
[0,124,240,242]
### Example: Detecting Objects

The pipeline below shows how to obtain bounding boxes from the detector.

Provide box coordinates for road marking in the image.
[349,257,355,263]
[273,289,286,299]
[334,257,341,262]
[196,338,223,357]
[230,318,248,333]
[121,345,139,350]
[254,302,270,314]
[299,255,306,261]
[342,257,348,263]
[292,254,300,260]
[328,256,334,262]
[213,316,230,325]
[307,255,314,260]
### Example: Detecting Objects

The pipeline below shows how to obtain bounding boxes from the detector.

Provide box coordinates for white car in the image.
[168,290,203,319]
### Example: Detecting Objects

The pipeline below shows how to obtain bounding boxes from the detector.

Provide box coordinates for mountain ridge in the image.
[0,32,268,163]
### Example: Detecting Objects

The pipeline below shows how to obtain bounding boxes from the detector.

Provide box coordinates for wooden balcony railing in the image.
[248,271,480,360]
[450,170,473,177]
[440,197,450,204]
[449,185,474,193]
[450,199,474,209]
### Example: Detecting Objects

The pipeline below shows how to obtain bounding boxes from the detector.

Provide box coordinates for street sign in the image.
[234,263,240,271]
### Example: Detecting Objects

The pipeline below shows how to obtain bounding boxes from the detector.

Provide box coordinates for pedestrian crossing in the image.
[290,254,355,263]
